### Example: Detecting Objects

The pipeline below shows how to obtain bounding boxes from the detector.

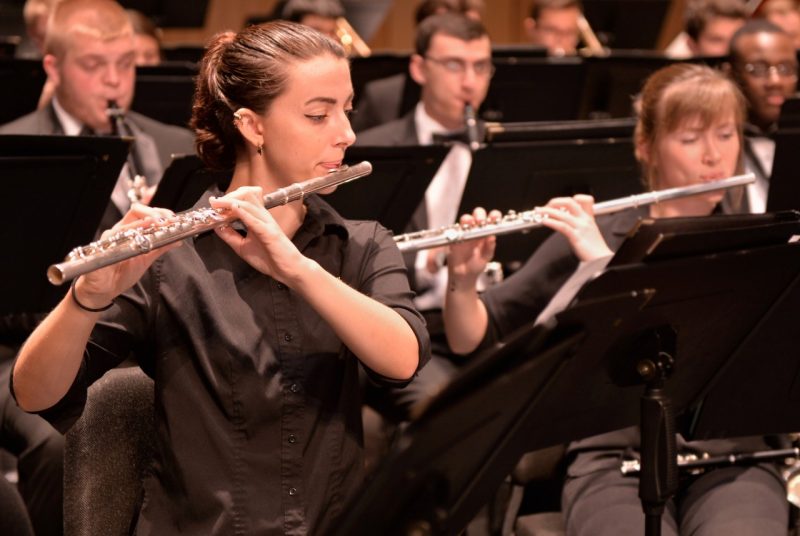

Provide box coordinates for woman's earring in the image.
[257,144,263,156]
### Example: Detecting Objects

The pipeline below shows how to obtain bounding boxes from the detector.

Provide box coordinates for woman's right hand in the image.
[73,204,178,310]
[536,195,613,262]
[446,207,502,289]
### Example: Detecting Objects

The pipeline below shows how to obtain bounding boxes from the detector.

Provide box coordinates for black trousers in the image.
[562,458,789,536]
[1,359,64,536]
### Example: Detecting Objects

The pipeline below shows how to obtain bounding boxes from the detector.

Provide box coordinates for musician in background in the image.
[726,20,798,213]
[11,20,429,535]
[664,0,747,59]
[349,0,485,132]
[523,0,583,56]
[444,63,788,535]
[280,0,345,39]
[0,0,194,231]
[415,0,485,22]
[126,9,162,66]
[754,0,800,48]
[15,0,60,59]
[356,12,492,418]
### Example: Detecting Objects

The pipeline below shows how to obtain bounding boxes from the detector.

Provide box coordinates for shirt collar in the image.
[744,120,777,139]
[51,97,85,137]
[414,101,454,145]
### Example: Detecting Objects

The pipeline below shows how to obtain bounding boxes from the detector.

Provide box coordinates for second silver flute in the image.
[394,173,755,253]
[48,161,373,285]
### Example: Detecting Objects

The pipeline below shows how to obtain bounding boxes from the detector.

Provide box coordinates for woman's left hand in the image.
[536,194,613,262]
[210,187,311,285]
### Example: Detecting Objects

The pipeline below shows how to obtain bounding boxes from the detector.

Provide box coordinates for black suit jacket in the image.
[351,73,420,132]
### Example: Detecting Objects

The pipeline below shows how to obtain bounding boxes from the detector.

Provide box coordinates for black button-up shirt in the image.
[34,193,430,535]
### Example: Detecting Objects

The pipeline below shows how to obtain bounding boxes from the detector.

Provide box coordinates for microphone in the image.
[464,103,480,152]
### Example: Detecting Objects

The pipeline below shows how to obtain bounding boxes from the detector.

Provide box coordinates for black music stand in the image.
[481,58,587,122]
[491,44,548,58]
[350,53,412,107]
[0,135,129,339]
[457,138,641,267]
[580,51,677,119]
[333,212,800,536]
[131,62,198,128]
[610,211,800,266]
[149,154,229,212]
[765,97,800,212]
[521,212,800,536]
[0,58,46,125]
[582,0,670,49]
[331,145,448,234]
[117,0,210,27]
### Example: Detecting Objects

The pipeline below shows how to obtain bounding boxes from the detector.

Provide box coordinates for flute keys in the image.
[443,227,462,243]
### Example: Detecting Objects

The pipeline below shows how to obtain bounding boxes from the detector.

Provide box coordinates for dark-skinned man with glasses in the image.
[726,19,798,213]
[356,13,493,437]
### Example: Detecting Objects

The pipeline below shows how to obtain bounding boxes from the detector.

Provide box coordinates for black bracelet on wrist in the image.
[70,280,114,313]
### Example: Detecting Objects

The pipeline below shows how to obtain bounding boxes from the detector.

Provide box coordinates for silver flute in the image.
[48,161,374,285]
[394,173,755,253]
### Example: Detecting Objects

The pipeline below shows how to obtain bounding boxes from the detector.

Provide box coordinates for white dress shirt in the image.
[412,102,473,311]
[744,136,775,214]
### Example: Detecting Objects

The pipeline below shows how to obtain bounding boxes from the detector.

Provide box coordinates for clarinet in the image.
[48,161,374,285]
[107,100,148,204]
[464,103,481,152]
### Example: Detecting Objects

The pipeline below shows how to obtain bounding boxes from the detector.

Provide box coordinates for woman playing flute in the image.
[444,63,788,534]
[11,21,429,535]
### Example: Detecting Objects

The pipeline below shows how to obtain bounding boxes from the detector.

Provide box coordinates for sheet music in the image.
[534,254,614,328]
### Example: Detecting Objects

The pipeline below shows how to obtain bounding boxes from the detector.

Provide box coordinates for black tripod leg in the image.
[635,326,679,536]
[639,380,678,536]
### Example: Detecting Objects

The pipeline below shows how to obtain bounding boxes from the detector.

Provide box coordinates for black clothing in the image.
[1,361,63,536]
[17,193,430,535]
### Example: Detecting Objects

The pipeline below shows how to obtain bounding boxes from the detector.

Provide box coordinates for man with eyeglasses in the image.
[356,12,493,421]
[349,0,485,132]
[727,20,798,213]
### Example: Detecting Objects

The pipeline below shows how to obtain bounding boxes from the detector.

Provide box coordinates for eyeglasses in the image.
[741,61,798,79]
[424,56,496,77]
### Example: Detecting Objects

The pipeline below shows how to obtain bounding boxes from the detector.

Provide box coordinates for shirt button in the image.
[288,434,297,444]
[288,487,297,496]
[290,383,300,393]
[276,282,286,290]
[284,332,293,342]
